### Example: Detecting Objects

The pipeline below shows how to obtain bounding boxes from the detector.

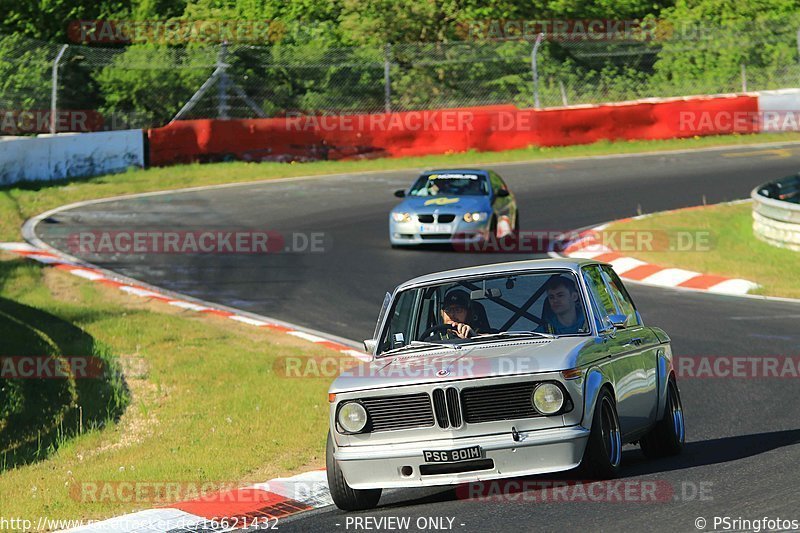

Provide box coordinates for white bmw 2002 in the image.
[326,258,685,510]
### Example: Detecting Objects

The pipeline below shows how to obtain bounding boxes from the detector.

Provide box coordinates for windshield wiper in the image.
[469,331,556,341]
[380,340,453,356]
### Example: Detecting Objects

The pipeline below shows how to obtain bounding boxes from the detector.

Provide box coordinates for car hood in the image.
[329,336,596,394]
[393,195,489,214]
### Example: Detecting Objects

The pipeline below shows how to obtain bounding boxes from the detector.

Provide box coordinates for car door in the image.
[581,265,655,440]
[600,265,660,429]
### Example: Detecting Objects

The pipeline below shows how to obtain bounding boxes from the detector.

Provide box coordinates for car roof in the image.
[396,257,604,290]
[419,169,490,177]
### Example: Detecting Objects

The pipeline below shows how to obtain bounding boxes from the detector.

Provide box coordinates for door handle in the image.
[625,337,643,347]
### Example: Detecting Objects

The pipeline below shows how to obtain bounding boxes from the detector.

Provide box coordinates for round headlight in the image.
[463,212,488,223]
[338,402,368,433]
[532,383,565,415]
[392,212,412,223]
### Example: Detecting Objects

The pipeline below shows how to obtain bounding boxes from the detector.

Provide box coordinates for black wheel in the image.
[640,379,685,458]
[490,216,498,238]
[581,388,622,479]
[326,431,382,511]
[514,210,520,231]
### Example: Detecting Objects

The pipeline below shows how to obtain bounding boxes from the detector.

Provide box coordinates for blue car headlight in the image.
[392,212,412,223]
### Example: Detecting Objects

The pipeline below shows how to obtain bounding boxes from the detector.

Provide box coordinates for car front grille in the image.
[416,214,455,223]
[355,381,564,433]
[360,393,435,432]
[432,387,463,428]
[461,382,541,424]
[419,234,452,240]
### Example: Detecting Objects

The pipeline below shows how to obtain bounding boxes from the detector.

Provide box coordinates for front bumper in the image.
[389,218,490,245]
[334,425,590,489]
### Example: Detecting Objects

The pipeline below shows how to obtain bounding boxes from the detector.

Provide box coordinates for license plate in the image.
[419,223,451,233]
[423,445,482,463]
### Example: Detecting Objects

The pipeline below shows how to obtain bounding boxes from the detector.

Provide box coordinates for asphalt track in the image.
[34,143,800,532]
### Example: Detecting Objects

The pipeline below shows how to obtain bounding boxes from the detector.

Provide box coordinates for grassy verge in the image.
[0,252,344,522]
[3,131,800,241]
[603,202,800,298]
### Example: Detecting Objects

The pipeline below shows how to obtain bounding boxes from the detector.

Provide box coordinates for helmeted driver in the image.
[425,289,477,340]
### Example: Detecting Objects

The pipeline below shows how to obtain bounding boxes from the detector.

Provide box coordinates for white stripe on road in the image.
[229,315,270,327]
[707,278,760,295]
[640,268,699,287]
[288,331,329,343]
[59,508,205,533]
[167,301,209,311]
[607,256,648,274]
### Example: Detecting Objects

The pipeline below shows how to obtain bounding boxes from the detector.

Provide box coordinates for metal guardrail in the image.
[751,173,800,251]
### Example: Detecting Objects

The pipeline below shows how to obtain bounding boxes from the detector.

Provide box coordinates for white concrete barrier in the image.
[757,88,800,132]
[0,130,144,186]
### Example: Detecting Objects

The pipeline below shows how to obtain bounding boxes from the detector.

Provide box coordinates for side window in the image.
[601,266,641,327]
[488,172,502,195]
[496,173,509,192]
[582,266,617,331]
[379,289,418,351]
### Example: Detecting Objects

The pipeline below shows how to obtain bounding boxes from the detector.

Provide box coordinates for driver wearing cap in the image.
[430,290,477,340]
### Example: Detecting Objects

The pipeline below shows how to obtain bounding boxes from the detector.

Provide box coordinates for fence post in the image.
[217,42,230,119]
[741,63,747,92]
[384,44,392,114]
[558,79,568,106]
[531,33,544,108]
[797,27,800,62]
[50,44,68,134]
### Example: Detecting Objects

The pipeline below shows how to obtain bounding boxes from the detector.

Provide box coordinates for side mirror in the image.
[607,314,628,329]
[363,339,377,354]
[495,189,510,198]
[394,189,406,198]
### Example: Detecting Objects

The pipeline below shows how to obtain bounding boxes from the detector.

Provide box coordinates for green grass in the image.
[0,253,345,522]
[3,131,800,241]
[0,283,129,471]
[603,202,800,298]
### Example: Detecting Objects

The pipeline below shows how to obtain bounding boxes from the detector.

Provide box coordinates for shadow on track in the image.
[350,428,800,512]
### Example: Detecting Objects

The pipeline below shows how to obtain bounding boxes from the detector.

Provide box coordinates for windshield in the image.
[377,270,590,355]
[408,173,489,197]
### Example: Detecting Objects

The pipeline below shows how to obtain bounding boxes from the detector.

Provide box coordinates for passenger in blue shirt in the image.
[538,276,587,335]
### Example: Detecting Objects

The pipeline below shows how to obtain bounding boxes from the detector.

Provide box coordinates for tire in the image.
[490,216,498,238]
[326,431,382,511]
[640,379,685,459]
[580,388,622,479]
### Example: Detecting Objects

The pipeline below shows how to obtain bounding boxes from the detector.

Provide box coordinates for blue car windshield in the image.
[408,173,489,196]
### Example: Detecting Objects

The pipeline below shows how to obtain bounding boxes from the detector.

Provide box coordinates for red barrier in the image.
[147,95,758,166]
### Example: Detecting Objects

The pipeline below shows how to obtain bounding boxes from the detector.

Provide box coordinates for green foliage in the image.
[1,0,800,125]
[0,0,133,41]
[93,45,213,125]
[0,35,54,109]
[651,0,800,94]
